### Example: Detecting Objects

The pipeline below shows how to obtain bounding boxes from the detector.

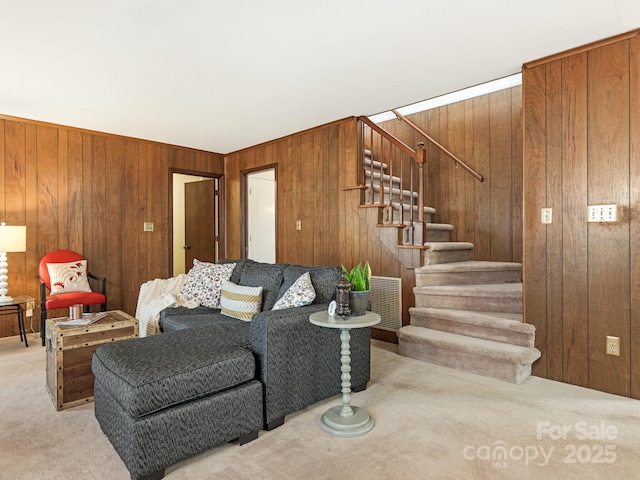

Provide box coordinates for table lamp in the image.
[0,222,27,304]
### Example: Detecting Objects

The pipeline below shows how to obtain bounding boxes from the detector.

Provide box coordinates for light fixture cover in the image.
[0,224,27,252]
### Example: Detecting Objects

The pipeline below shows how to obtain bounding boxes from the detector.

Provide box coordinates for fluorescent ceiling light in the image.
[368,73,522,123]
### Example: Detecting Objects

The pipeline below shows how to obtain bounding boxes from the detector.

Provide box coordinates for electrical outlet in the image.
[606,336,620,356]
[541,208,552,224]
[26,309,33,317]
[588,204,617,223]
[144,222,154,232]
[26,300,35,311]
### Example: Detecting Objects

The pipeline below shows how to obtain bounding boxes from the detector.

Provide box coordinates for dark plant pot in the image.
[349,290,370,316]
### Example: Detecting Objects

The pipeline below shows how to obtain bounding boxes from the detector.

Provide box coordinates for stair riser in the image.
[409,314,534,347]
[424,249,471,265]
[368,189,417,205]
[365,171,401,186]
[415,270,522,286]
[398,338,534,384]
[426,229,450,242]
[414,292,522,314]
[382,207,433,224]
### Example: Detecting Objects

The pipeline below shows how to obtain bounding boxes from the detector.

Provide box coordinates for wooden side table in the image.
[310,310,380,437]
[45,310,138,410]
[0,295,35,347]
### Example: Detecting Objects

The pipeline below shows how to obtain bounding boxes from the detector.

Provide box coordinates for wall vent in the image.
[370,275,402,331]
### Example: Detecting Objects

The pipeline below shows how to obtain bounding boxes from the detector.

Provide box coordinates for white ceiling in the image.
[1,1,639,154]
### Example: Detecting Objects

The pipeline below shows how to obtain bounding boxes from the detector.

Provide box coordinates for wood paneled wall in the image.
[377,86,523,263]
[0,115,223,338]
[522,30,640,398]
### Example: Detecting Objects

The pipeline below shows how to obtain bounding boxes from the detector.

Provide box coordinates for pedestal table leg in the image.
[319,327,374,437]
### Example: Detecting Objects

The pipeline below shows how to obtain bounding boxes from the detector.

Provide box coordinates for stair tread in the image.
[409,307,528,329]
[424,241,474,251]
[409,307,534,346]
[388,202,436,214]
[394,221,452,230]
[398,326,540,361]
[425,223,453,231]
[415,282,522,297]
[416,260,521,273]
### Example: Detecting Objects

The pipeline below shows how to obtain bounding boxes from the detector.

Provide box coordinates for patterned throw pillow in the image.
[220,281,263,321]
[272,271,316,310]
[179,260,235,308]
[47,260,92,295]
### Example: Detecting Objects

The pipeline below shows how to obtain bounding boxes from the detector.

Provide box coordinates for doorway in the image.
[172,173,219,275]
[246,168,276,262]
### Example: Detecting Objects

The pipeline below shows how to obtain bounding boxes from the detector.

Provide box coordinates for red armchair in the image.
[39,250,107,346]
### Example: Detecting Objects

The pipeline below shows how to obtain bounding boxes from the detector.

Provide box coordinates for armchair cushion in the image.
[46,260,92,295]
[45,291,106,310]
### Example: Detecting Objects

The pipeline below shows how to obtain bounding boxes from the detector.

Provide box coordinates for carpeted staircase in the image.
[363,149,541,384]
[397,248,541,384]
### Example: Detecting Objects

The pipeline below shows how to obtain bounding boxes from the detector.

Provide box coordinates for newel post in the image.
[413,143,427,246]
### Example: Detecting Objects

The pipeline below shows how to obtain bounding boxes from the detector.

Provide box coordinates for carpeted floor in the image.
[1,333,639,480]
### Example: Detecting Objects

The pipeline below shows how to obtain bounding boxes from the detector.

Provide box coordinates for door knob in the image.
[183,245,191,250]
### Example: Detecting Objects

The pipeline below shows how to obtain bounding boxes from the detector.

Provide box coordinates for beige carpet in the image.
[1,333,640,480]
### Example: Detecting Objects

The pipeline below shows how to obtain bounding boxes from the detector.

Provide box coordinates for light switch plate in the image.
[588,204,617,223]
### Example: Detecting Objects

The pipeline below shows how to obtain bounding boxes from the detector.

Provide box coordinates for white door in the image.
[247,169,276,262]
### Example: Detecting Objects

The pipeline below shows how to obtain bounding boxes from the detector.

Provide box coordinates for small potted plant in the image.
[341,261,371,316]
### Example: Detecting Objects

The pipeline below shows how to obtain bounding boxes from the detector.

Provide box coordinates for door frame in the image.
[241,164,278,261]
[169,168,224,276]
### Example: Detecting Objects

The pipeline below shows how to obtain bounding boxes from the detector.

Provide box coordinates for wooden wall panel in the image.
[561,53,589,387]
[488,90,512,261]
[586,40,630,396]
[464,99,476,249]
[523,64,549,378]
[426,109,442,227]
[511,87,523,264]
[630,34,640,399]
[0,114,224,337]
[523,29,640,398]
[448,102,466,243]
[472,95,491,261]
[545,60,564,381]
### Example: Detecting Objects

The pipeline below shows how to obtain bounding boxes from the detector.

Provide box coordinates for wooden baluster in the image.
[399,151,404,226]
[413,143,426,246]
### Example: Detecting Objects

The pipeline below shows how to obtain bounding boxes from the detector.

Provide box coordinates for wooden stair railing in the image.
[345,116,429,249]
[347,110,485,247]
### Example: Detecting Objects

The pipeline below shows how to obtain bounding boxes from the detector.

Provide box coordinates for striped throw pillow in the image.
[220,281,263,321]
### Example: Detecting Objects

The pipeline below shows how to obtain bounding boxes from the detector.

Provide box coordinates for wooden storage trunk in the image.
[45,310,138,410]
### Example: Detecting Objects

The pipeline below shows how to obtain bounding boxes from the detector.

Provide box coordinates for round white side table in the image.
[309,310,380,438]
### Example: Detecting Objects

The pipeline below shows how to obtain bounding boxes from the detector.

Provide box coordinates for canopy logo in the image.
[463,420,618,469]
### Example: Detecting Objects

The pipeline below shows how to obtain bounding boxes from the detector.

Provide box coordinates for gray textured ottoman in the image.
[92,328,262,480]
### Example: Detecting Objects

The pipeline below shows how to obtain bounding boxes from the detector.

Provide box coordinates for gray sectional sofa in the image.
[92,260,372,480]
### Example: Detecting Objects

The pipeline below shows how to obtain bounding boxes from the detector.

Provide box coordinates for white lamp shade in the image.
[0,224,27,252]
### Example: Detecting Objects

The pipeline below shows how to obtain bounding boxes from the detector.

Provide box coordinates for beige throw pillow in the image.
[220,281,263,321]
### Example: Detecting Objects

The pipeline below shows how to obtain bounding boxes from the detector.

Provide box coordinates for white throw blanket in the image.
[135,274,198,337]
